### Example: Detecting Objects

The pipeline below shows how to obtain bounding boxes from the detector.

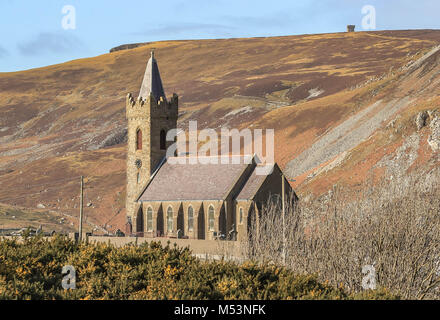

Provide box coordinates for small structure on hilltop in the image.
[347,25,356,32]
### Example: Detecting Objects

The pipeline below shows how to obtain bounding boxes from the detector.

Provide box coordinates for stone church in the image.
[125,52,296,241]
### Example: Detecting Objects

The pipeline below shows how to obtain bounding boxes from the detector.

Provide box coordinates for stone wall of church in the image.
[126,92,178,228]
[234,165,296,242]
[135,200,230,240]
[181,201,204,239]
[130,167,294,242]
[253,164,296,205]
[235,200,254,242]
[201,200,225,240]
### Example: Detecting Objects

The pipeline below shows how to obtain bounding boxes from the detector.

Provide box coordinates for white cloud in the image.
[17,32,84,56]
[0,46,8,58]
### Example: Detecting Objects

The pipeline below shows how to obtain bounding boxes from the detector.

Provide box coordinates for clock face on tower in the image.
[135,159,142,169]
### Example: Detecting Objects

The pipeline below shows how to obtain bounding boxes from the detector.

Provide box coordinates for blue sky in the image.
[1,0,440,72]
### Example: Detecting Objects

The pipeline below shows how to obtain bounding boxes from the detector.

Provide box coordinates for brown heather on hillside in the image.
[1,30,440,233]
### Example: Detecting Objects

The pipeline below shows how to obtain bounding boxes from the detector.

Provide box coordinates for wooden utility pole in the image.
[281,174,286,265]
[78,176,84,242]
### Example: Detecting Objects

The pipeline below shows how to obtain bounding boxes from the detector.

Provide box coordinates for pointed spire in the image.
[139,50,166,101]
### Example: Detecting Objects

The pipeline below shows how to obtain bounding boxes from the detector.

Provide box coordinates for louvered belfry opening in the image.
[160,129,166,150]
[136,129,142,150]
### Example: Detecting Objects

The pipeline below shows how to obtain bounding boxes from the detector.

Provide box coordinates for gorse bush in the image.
[0,235,395,300]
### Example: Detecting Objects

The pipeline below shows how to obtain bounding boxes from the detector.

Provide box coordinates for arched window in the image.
[167,206,173,232]
[188,206,194,231]
[239,207,243,224]
[136,129,142,150]
[160,129,166,150]
[137,172,140,184]
[136,207,143,235]
[208,205,215,231]
[147,207,153,232]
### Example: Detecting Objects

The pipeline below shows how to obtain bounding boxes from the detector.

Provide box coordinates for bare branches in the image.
[245,169,440,299]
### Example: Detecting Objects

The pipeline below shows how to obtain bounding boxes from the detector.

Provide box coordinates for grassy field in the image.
[0,204,76,234]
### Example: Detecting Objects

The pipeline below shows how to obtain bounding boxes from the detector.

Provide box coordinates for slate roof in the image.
[138,155,261,202]
[236,165,272,200]
[139,51,166,101]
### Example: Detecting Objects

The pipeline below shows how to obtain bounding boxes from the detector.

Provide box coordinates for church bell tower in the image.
[125,51,178,234]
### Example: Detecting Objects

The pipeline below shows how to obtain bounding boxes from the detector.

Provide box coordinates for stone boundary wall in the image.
[89,237,245,261]
[0,236,246,261]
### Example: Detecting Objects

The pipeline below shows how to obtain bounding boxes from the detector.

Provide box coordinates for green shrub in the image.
[0,235,397,300]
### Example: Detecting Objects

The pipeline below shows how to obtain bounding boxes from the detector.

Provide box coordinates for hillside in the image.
[1,30,440,233]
